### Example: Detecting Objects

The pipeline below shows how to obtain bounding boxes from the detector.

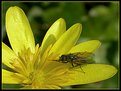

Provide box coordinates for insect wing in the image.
[72,52,95,64]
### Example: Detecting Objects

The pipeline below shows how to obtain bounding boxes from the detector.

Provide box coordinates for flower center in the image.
[10,44,72,88]
[10,44,47,87]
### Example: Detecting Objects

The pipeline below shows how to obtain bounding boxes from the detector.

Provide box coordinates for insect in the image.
[55,52,95,73]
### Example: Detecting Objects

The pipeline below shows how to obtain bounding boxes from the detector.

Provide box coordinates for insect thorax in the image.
[59,54,79,63]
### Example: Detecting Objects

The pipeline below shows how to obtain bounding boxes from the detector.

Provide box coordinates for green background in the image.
[2,1,119,89]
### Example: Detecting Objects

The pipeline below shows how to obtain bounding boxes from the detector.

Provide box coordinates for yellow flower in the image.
[2,6,117,89]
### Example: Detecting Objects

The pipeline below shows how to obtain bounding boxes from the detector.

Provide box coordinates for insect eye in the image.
[61,55,64,57]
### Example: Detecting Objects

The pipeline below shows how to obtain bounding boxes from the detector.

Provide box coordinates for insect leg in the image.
[80,65,85,74]
[70,60,75,67]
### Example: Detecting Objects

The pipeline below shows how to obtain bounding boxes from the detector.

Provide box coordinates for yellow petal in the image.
[2,69,21,84]
[41,18,66,55]
[2,42,17,69]
[42,61,71,86]
[69,40,101,53]
[6,6,35,54]
[61,64,117,86]
[42,61,70,75]
[49,23,82,56]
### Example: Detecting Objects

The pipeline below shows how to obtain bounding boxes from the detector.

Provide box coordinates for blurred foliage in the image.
[2,1,119,89]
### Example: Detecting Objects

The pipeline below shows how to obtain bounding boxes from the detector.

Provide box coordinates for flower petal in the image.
[6,6,35,54]
[42,61,71,86]
[2,69,21,84]
[49,23,82,56]
[41,18,66,55]
[69,40,101,53]
[2,42,17,69]
[61,64,117,86]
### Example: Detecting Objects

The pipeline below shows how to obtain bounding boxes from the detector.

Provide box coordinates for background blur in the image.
[2,1,119,89]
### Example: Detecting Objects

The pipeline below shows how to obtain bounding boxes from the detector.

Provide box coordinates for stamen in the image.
[36,44,53,71]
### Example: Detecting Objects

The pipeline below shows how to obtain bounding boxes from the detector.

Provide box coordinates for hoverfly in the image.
[55,52,95,73]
